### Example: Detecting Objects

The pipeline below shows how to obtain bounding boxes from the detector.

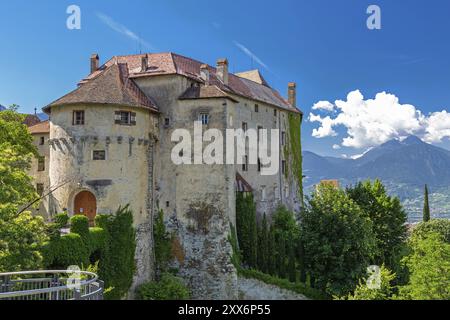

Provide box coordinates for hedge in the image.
[42,233,89,268]
[239,268,328,300]
[137,273,190,300]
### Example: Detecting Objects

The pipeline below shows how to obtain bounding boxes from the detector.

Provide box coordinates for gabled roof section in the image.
[45,62,158,113]
[179,85,238,102]
[77,53,301,113]
[29,120,49,134]
[23,114,41,127]
[235,70,269,87]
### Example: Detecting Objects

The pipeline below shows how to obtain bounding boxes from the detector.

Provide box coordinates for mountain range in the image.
[303,136,450,222]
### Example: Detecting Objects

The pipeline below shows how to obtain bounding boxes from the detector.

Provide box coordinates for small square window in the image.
[164,118,170,127]
[166,201,170,208]
[255,104,259,112]
[242,122,248,132]
[73,111,85,125]
[274,109,277,117]
[37,156,45,171]
[115,111,136,125]
[39,137,45,145]
[93,150,106,161]
[199,113,209,125]
[36,183,44,196]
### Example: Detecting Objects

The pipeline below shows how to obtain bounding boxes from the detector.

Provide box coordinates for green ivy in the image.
[236,192,258,268]
[154,209,173,272]
[287,113,303,202]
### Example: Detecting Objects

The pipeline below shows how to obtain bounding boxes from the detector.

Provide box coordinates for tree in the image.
[267,226,276,276]
[412,219,450,243]
[343,265,396,300]
[423,184,431,222]
[257,214,269,273]
[301,185,376,296]
[288,240,296,282]
[0,108,47,272]
[398,232,450,300]
[346,180,408,268]
[236,193,257,268]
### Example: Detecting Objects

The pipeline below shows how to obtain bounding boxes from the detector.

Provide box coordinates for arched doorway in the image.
[74,191,97,226]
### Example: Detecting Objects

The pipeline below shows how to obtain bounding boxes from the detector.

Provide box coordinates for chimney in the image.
[90,53,99,74]
[141,54,148,72]
[288,82,297,108]
[216,58,229,85]
[200,64,210,85]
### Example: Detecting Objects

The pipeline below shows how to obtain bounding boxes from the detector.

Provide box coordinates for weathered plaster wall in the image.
[48,103,157,288]
[29,133,50,220]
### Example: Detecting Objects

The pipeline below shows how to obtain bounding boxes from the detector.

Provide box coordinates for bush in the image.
[70,215,89,243]
[138,273,190,300]
[97,206,136,300]
[411,219,450,243]
[89,227,107,253]
[54,213,69,228]
[239,269,327,300]
[42,233,89,268]
[154,209,173,272]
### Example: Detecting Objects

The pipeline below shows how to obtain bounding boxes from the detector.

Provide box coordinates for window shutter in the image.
[131,112,137,126]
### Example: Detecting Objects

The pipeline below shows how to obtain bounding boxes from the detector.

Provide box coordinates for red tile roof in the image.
[45,62,158,113]
[78,53,302,113]
[23,114,41,127]
[28,120,49,134]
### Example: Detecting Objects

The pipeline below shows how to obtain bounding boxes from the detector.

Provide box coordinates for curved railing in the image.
[0,270,104,300]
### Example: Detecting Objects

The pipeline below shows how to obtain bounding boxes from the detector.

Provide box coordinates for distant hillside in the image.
[303,136,450,222]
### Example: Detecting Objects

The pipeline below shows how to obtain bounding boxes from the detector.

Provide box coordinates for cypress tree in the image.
[288,239,296,282]
[267,226,276,276]
[277,235,286,279]
[236,193,258,268]
[423,184,431,222]
[298,239,307,283]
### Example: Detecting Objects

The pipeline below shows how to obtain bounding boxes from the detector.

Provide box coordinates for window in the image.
[36,183,44,196]
[281,131,286,146]
[255,104,259,112]
[73,111,85,125]
[164,118,170,127]
[39,136,45,145]
[274,109,277,117]
[242,122,248,132]
[37,156,45,171]
[93,150,106,161]
[115,111,136,125]
[199,113,209,125]
[282,160,286,175]
[242,155,249,172]
[257,158,262,172]
[166,201,170,208]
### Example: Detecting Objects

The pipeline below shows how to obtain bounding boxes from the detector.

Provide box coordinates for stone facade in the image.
[28,52,303,299]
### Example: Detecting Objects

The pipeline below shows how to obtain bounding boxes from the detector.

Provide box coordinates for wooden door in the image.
[74,191,97,225]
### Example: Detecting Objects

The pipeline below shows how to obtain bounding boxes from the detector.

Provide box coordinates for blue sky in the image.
[1,0,450,156]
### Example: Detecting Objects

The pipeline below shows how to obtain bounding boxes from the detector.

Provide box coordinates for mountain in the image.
[0,104,6,111]
[303,136,450,221]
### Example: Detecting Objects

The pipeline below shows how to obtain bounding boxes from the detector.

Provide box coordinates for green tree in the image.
[154,209,173,272]
[301,185,376,296]
[236,193,257,268]
[343,265,396,300]
[288,240,296,282]
[257,214,269,273]
[346,180,407,267]
[0,108,47,272]
[423,184,431,222]
[412,219,450,243]
[398,232,450,300]
[267,226,276,276]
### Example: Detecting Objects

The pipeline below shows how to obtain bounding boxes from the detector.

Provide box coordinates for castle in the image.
[28,52,304,299]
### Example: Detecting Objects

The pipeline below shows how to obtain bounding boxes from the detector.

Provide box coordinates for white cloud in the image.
[310,90,450,149]
[233,41,270,71]
[312,101,335,112]
[332,144,341,150]
[97,13,156,50]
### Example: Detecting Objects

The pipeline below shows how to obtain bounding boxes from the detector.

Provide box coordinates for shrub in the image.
[89,227,107,253]
[54,213,69,228]
[154,209,173,272]
[239,269,327,300]
[137,273,190,300]
[70,215,90,243]
[411,219,450,243]
[42,233,89,268]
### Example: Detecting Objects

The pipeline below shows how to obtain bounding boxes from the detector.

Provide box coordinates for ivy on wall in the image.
[287,113,304,203]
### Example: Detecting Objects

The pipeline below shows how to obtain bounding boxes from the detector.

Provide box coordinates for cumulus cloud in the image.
[309,90,450,149]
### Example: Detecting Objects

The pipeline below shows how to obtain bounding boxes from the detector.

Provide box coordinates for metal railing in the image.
[0,270,104,300]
